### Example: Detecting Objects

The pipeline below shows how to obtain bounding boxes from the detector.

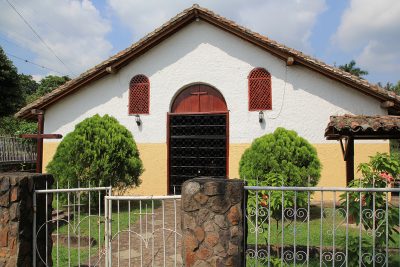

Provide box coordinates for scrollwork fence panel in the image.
[244,186,400,266]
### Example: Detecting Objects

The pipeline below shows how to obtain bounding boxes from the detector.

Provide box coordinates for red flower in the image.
[379,172,394,183]
[260,199,268,208]
[260,194,269,207]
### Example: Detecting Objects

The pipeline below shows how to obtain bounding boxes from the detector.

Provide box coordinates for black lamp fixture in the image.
[135,114,141,126]
[259,111,264,123]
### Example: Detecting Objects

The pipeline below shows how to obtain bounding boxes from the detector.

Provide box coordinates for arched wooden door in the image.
[168,84,228,194]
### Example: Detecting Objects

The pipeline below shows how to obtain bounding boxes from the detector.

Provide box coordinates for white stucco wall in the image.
[44,21,387,144]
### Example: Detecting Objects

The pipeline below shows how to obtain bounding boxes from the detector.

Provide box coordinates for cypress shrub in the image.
[47,114,143,192]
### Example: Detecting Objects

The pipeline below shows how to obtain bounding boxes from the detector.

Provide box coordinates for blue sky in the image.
[1,0,399,85]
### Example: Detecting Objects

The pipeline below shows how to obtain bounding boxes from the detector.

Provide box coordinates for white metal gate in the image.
[104,195,182,267]
[33,184,182,267]
[33,184,111,267]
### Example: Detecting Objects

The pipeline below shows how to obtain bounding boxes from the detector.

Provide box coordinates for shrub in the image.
[239,127,321,240]
[239,127,321,187]
[340,153,400,248]
[47,114,143,191]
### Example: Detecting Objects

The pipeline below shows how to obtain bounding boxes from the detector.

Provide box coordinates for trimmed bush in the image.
[47,114,143,190]
[239,127,321,187]
[239,128,321,235]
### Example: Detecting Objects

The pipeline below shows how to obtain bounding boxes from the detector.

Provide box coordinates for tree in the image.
[0,116,36,136]
[47,114,143,191]
[378,80,400,95]
[18,73,38,96]
[27,75,70,103]
[0,46,24,116]
[339,60,369,78]
[0,46,70,137]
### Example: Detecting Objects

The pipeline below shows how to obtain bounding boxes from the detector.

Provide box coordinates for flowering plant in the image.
[340,153,400,247]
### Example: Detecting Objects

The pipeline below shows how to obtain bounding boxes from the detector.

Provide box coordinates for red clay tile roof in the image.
[325,115,400,139]
[15,4,400,119]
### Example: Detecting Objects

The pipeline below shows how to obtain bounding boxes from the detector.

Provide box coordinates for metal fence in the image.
[33,181,400,266]
[244,186,400,266]
[0,136,36,164]
[33,183,112,267]
[33,182,182,267]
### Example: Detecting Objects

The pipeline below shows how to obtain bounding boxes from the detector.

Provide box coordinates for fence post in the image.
[181,177,245,266]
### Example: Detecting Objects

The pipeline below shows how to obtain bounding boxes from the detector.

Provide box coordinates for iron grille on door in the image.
[169,114,227,194]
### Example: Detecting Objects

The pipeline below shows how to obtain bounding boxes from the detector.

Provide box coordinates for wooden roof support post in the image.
[345,137,354,185]
[34,109,44,173]
[20,109,62,173]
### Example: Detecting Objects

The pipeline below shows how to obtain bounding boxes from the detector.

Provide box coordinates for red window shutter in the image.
[248,68,272,111]
[129,75,150,114]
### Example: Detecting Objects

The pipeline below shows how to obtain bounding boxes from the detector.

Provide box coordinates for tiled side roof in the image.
[15,5,400,119]
[325,114,400,139]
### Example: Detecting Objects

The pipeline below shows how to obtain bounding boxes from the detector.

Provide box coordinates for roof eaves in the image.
[15,5,198,119]
[15,5,400,119]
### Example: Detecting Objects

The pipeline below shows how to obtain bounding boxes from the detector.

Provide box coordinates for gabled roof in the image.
[325,114,400,140]
[15,4,400,119]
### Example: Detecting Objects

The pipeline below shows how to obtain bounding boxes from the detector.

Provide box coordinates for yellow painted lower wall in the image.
[43,142,389,196]
[125,144,167,195]
[42,142,59,172]
[43,142,168,195]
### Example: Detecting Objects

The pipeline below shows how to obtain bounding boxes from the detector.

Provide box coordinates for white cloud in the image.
[31,74,44,82]
[0,0,113,77]
[107,0,326,52]
[333,0,400,78]
[238,0,326,52]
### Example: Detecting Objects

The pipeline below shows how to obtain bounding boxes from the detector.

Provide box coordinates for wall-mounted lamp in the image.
[135,114,141,126]
[259,111,264,123]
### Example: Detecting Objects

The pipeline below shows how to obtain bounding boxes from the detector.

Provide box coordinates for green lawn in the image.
[246,254,400,266]
[246,206,400,266]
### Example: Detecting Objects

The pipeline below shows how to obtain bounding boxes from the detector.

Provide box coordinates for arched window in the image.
[248,68,272,111]
[129,74,149,114]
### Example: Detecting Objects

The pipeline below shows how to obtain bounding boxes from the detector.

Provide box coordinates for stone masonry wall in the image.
[0,172,53,267]
[181,177,245,267]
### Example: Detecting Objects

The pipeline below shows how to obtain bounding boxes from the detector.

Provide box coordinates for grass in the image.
[246,254,400,266]
[246,206,400,266]
[50,200,157,267]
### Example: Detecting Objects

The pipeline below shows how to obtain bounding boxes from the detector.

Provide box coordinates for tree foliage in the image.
[26,75,70,103]
[18,73,38,97]
[0,46,24,117]
[0,116,36,136]
[0,45,70,136]
[339,60,369,78]
[47,114,143,190]
[378,80,400,95]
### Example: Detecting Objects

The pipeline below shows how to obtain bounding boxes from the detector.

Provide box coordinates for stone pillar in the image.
[0,172,53,267]
[181,177,245,267]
